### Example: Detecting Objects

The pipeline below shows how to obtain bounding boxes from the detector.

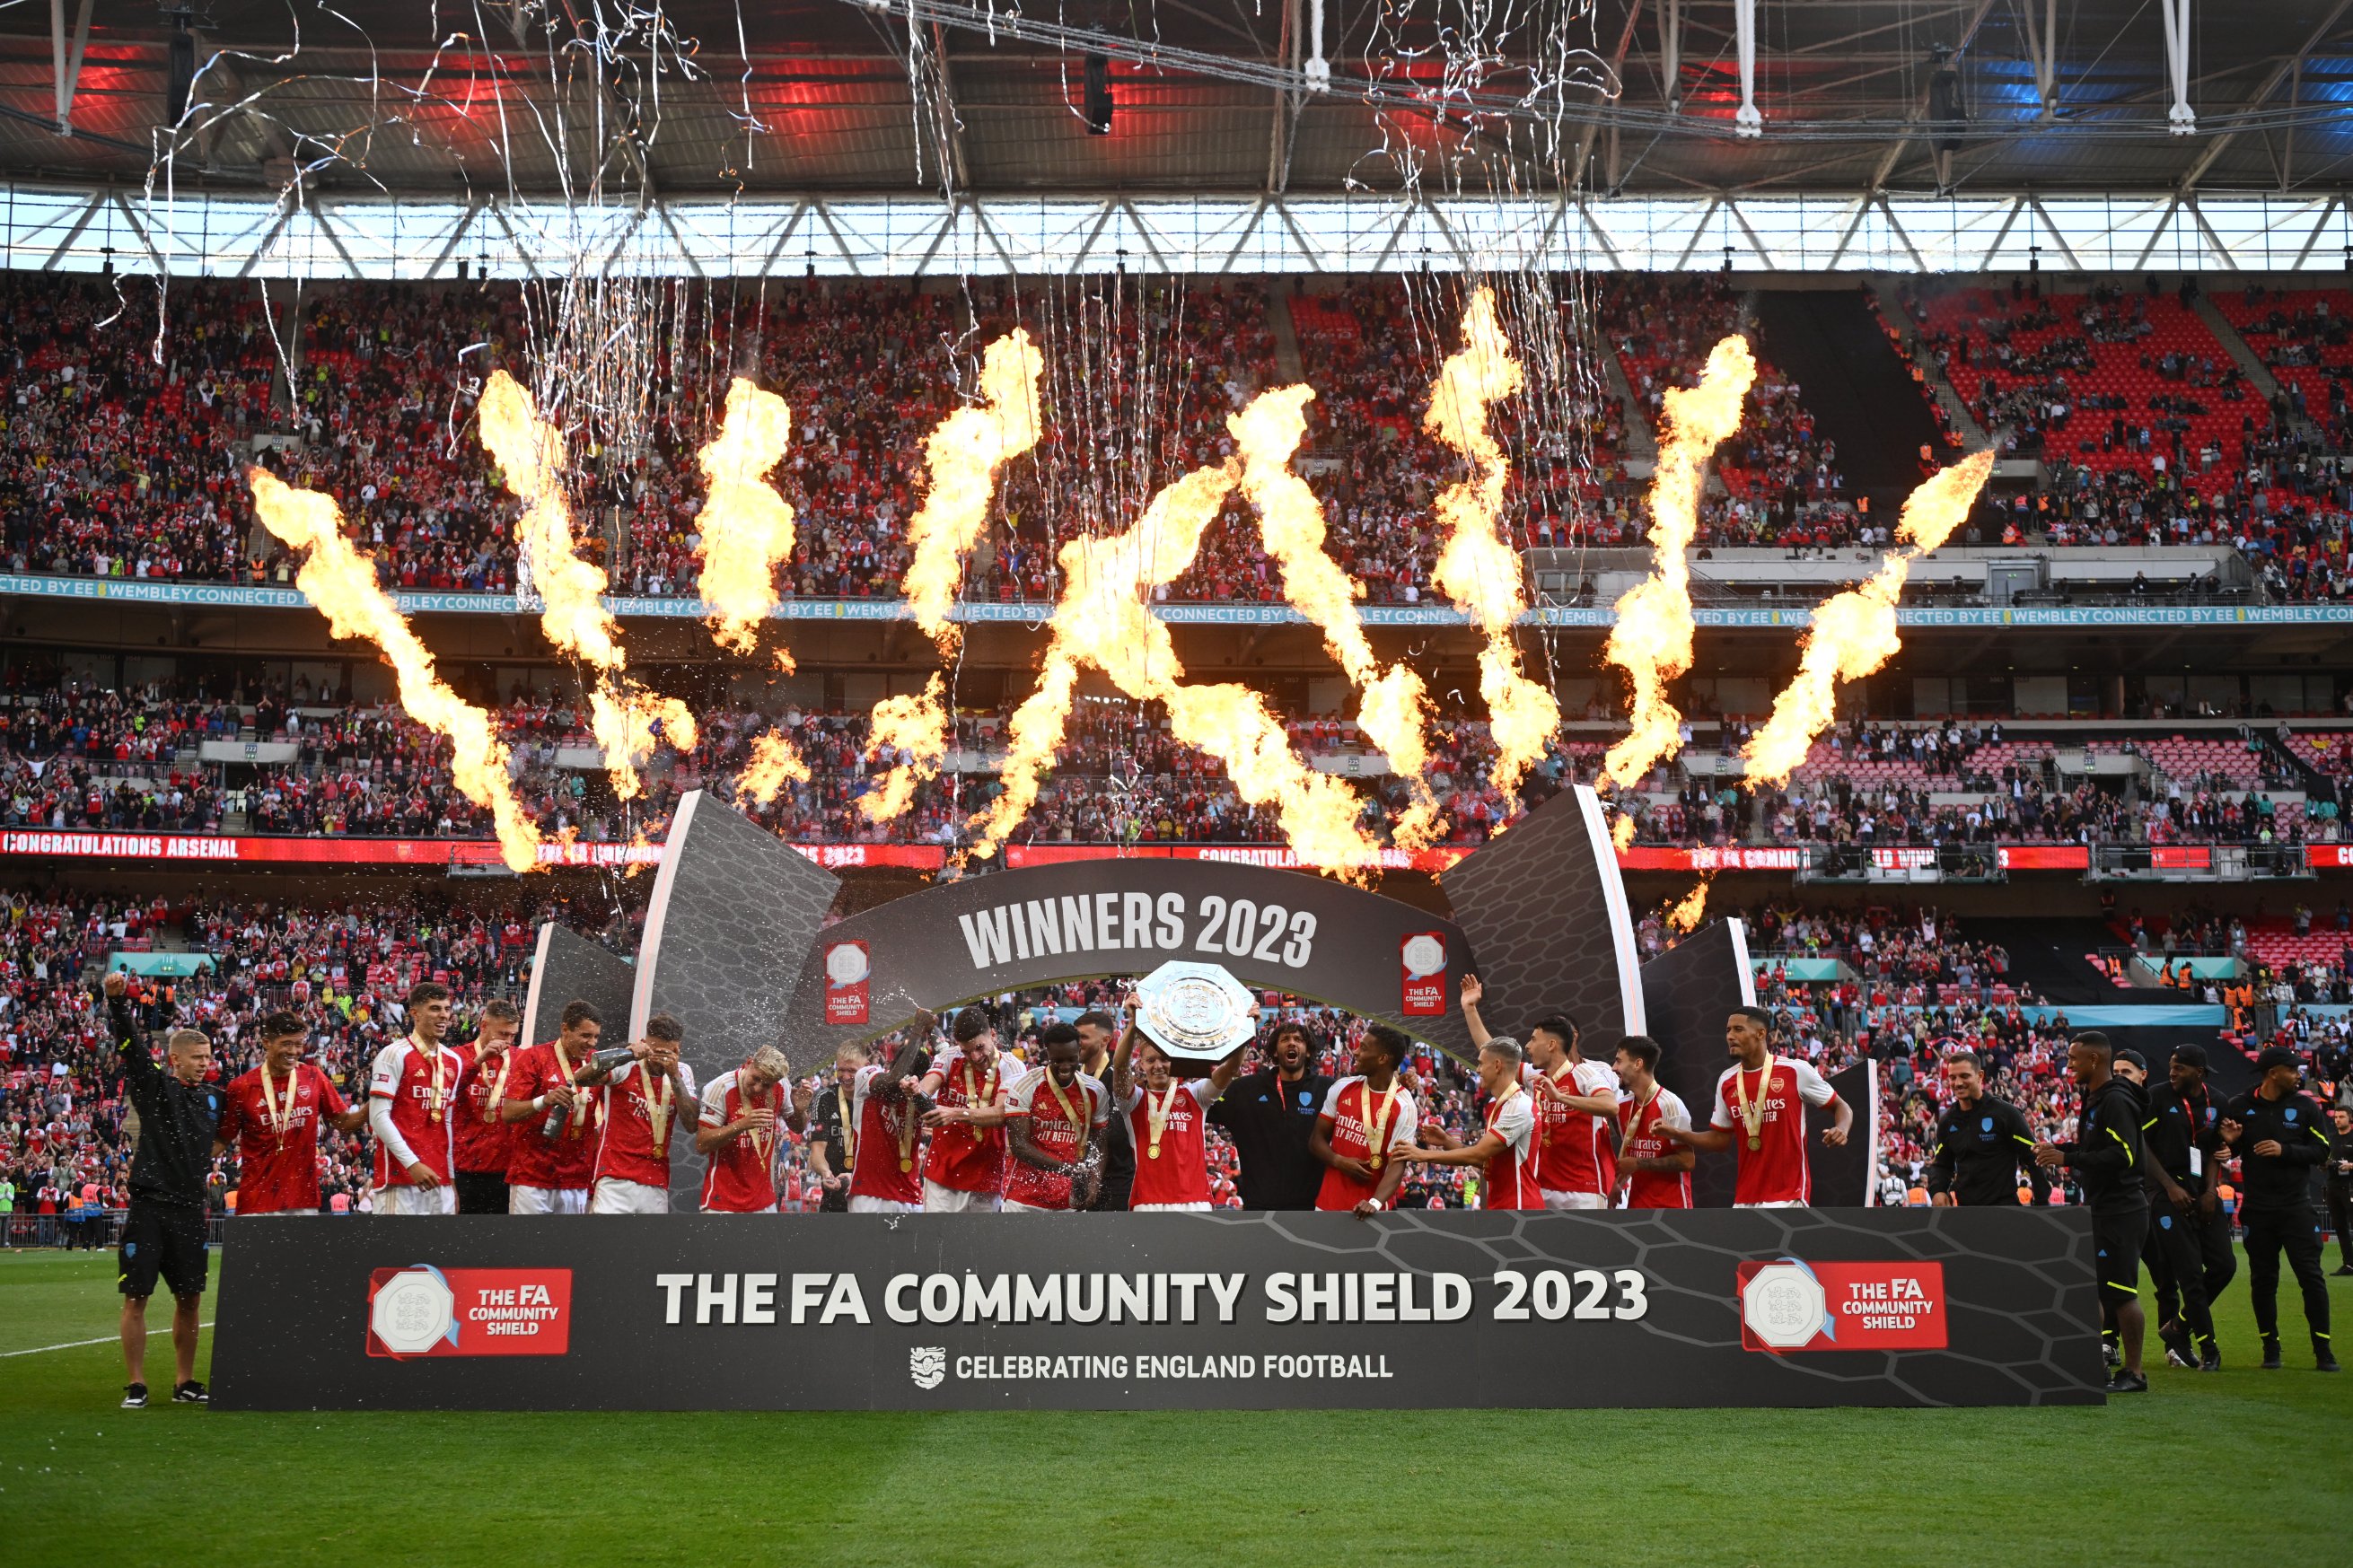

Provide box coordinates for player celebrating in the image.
[1610,1036,1693,1209]
[1393,1035,1541,1209]
[592,1013,699,1213]
[917,1006,1013,1212]
[365,982,470,1215]
[1461,976,1616,1208]
[1310,1023,1419,1216]
[697,1045,811,1213]
[847,1012,936,1214]
[806,1043,868,1212]
[1003,1022,1111,1212]
[1655,1005,1851,1206]
[452,999,522,1214]
[1111,1005,1245,1212]
[216,1010,365,1216]
[500,1001,623,1214]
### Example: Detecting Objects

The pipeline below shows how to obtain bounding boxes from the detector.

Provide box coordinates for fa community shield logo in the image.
[908,1346,946,1390]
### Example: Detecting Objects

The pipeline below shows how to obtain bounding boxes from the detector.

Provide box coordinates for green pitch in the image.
[3,1249,2348,1567]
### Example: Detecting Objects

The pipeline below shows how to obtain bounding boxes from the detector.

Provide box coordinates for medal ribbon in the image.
[960,1057,997,1134]
[553,1042,599,1138]
[420,1036,445,1123]
[261,1061,298,1150]
[1043,1073,1090,1168]
[642,1062,674,1156]
[1146,1082,1181,1160]
[1734,1061,1774,1149]
[1359,1077,1399,1170]
[837,1084,856,1171]
[740,1068,775,1167]
[483,1049,511,1124]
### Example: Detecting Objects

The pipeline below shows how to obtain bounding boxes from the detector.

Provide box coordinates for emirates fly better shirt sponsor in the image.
[366,1037,464,1187]
[1616,1086,1693,1209]
[596,1059,698,1189]
[452,1042,517,1177]
[217,1060,348,1213]
[1123,1076,1225,1207]
[1525,1058,1619,1197]
[847,1063,925,1206]
[1003,1067,1110,1210]
[923,1047,1010,1196]
[1314,1075,1420,1211]
[1710,1056,1838,1206]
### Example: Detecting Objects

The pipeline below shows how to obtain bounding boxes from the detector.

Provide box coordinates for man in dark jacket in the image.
[2033,1031,2148,1393]
[2221,1047,2340,1371]
[2140,1044,2230,1370]
[1207,1020,1337,1210]
[105,969,224,1408]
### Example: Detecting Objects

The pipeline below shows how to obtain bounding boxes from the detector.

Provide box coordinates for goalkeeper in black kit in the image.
[1924,1051,2049,1207]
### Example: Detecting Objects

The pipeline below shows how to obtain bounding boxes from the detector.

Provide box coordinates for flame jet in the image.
[693,377,799,659]
[1741,451,1997,786]
[863,332,1046,824]
[1599,336,1757,789]
[247,469,542,872]
[969,448,1383,876]
[1426,288,1558,801]
[479,370,697,799]
[1231,385,1441,847]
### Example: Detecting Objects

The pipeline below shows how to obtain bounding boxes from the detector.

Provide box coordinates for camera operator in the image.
[103,968,219,1409]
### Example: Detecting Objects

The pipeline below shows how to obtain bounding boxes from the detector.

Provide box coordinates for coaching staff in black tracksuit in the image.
[1924,1050,2050,1207]
[2221,1047,2340,1372]
[1208,1020,1338,1210]
[105,969,224,1409]
[2140,1044,2228,1371]
[2033,1031,2148,1394]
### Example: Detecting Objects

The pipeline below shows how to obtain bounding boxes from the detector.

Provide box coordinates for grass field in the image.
[3,1248,2349,1567]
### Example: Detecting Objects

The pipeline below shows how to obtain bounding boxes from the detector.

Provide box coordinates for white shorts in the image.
[372,1185,455,1216]
[590,1178,671,1215]
[1000,1198,1064,1213]
[923,1179,1001,1213]
[1541,1190,1609,1211]
[1132,1201,1212,1213]
[847,1196,920,1215]
[509,1184,590,1215]
[1735,1200,1807,1209]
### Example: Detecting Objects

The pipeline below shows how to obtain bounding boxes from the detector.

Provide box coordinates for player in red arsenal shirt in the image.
[696,1045,811,1213]
[216,1010,364,1215]
[499,1000,624,1214]
[1395,1035,1541,1209]
[1003,1023,1111,1212]
[848,1012,936,1214]
[1656,1005,1850,1206]
[365,982,469,1215]
[1310,1023,1419,1216]
[1461,976,1618,1208]
[917,1006,1014,1213]
[1610,1036,1694,1209]
[452,999,522,1214]
[592,1012,700,1213]
[1111,1009,1244,1211]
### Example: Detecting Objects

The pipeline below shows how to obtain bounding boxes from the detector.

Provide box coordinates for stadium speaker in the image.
[1927,64,1965,154]
[1084,54,1113,135]
[166,29,198,125]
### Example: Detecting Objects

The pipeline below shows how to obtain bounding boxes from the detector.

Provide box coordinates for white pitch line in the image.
[1,1323,214,1359]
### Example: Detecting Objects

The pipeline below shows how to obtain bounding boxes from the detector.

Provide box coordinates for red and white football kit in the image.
[922,1047,1010,1212]
[698,1067,790,1213]
[366,1035,463,1215]
[1479,1084,1541,1211]
[505,1038,603,1214]
[1002,1067,1110,1211]
[1123,1076,1225,1210]
[847,1062,926,1213]
[1314,1075,1420,1212]
[1708,1056,1837,1206]
[452,1040,518,1180]
[1615,1086,1693,1209]
[593,1059,698,1213]
[1524,1057,1619,1210]
[217,1060,348,1214]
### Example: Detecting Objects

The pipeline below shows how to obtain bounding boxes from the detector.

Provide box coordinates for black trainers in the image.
[2199,1342,2221,1372]
[171,1380,207,1404]
[2332,1265,2353,1277]
[121,1383,148,1409]
[2261,1338,2283,1370]
[2317,1338,2340,1373]
[2159,1323,2195,1367]
[2103,1369,2149,1394]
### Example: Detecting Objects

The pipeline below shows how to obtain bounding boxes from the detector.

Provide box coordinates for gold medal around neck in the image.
[1748,1135,1763,1151]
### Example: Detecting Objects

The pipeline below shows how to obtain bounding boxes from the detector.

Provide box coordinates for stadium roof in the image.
[0,1,2349,203]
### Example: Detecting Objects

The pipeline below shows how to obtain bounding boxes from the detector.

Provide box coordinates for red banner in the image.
[365,1266,572,1358]
[1616,845,1812,872]
[1994,845,2092,871]
[1400,933,1448,1016]
[2151,845,2212,870]
[1737,1259,1948,1353]
[822,940,871,1025]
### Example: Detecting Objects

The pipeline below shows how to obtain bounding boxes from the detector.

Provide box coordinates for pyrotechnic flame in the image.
[246,469,541,873]
[860,675,949,823]
[1664,874,1714,934]
[479,370,697,798]
[904,331,1046,649]
[970,449,1383,876]
[1426,288,1558,801]
[1600,336,1757,789]
[1741,451,1996,787]
[736,728,812,807]
[1611,810,1637,851]
[693,377,799,659]
[1232,385,1440,847]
